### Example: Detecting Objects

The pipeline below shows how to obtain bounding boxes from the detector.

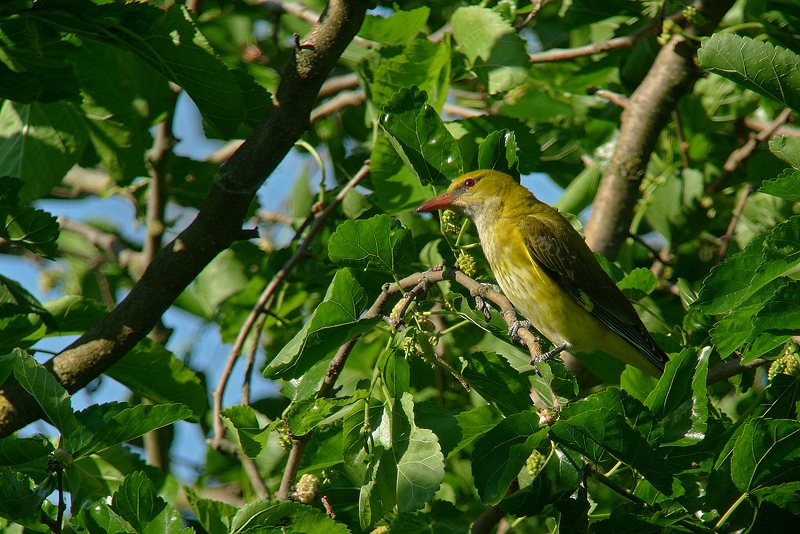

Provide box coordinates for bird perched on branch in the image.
[416,169,669,377]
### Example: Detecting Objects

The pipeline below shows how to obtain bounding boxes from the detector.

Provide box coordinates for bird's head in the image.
[415,170,521,220]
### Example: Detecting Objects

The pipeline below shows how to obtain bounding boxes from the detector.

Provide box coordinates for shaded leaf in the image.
[359,7,430,46]
[380,86,463,185]
[230,500,351,534]
[0,435,53,466]
[286,390,370,437]
[731,418,800,493]
[328,214,414,274]
[111,471,183,534]
[760,168,800,201]
[220,405,269,459]
[459,351,534,416]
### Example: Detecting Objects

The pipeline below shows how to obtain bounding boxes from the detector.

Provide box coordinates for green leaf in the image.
[0,468,56,522]
[769,135,800,170]
[0,17,80,103]
[697,34,800,113]
[12,349,81,450]
[451,6,530,94]
[369,135,434,214]
[44,295,108,335]
[731,418,800,493]
[74,501,135,534]
[472,411,543,504]
[0,185,59,259]
[413,401,461,459]
[694,216,800,315]
[644,348,709,446]
[452,404,499,455]
[459,351,534,416]
[617,268,657,301]
[476,129,519,177]
[0,100,89,203]
[230,500,352,534]
[184,487,237,534]
[371,393,445,512]
[561,0,644,26]
[111,471,183,534]
[264,269,373,380]
[73,402,191,459]
[554,160,604,215]
[0,435,53,466]
[0,273,49,319]
[742,280,800,362]
[358,7,430,46]
[73,40,170,184]
[551,389,674,494]
[760,168,800,201]
[371,36,451,112]
[380,86,463,185]
[285,389,369,437]
[220,405,269,459]
[104,339,208,421]
[328,214,415,274]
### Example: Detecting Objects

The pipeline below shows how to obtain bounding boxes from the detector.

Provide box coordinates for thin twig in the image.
[515,0,548,30]
[443,102,489,118]
[528,19,661,63]
[310,90,365,122]
[716,184,752,263]
[708,357,768,385]
[242,314,266,406]
[261,0,373,48]
[212,164,370,449]
[706,108,793,195]
[318,73,360,99]
[672,109,690,169]
[587,87,629,108]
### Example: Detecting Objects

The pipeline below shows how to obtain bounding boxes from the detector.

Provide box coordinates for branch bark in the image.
[584,0,736,259]
[0,0,373,438]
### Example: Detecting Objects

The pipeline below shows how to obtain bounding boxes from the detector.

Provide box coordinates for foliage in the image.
[1,0,800,533]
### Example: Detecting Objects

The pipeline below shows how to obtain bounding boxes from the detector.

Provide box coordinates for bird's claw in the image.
[474,295,492,322]
[508,320,532,345]
[530,342,572,364]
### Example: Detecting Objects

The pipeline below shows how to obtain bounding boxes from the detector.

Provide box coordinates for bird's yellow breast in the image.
[478,220,656,373]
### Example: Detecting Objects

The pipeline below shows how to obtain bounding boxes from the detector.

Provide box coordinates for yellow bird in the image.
[416,170,669,377]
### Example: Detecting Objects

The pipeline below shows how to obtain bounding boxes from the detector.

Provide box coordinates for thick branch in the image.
[0,0,372,438]
[584,0,736,258]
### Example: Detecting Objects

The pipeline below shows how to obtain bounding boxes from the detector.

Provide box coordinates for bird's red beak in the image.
[415,193,455,213]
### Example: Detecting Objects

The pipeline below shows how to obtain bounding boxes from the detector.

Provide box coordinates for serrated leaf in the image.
[551,389,674,494]
[105,339,207,420]
[760,168,800,201]
[742,280,800,362]
[73,402,190,459]
[285,390,369,437]
[230,500,352,534]
[694,216,800,314]
[371,37,451,112]
[111,471,183,534]
[731,418,800,493]
[617,268,657,301]
[74,501,135,534]
[370,393,445,512]
[413,401,461,459]
[0,100,89,203]
[0,273,49,319]
[220,405,269,459]
[476,129,519,177]
[451,6,530,94]
[380,86,463,185]
[459,351,534,416]
[644,348,709,446]
[184,487,237,534]
[328,214,414,274]
[472,411,543,504]
[697,34,800,113]
[0,435,53,466]
[44,295,108,335]
[769,135,800,170]
[12,349,81,450]
[264,269,373,380]
[0,468,57,522]
[0,203,59,259]
[452,404,499,455]
[369,135,434,214]
[358,7,430,46]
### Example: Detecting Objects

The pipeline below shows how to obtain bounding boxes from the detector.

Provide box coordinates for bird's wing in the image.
[519,214,668,371]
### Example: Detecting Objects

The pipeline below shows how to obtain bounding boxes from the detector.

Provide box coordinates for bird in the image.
[415,169,669,377]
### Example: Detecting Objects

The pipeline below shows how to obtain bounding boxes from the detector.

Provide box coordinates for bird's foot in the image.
[530,342,572,364]
[508,320,532,345]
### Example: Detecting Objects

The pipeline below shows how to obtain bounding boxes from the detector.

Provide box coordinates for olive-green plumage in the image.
[416,170,669,377]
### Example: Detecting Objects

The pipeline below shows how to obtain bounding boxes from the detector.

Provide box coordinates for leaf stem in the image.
[714,492,748,531]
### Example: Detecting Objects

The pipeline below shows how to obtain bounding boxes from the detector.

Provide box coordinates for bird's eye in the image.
[464,178,476,188]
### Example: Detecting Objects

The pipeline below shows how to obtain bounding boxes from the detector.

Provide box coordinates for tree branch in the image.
[0,0,373,438]
[584,0,736,258]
